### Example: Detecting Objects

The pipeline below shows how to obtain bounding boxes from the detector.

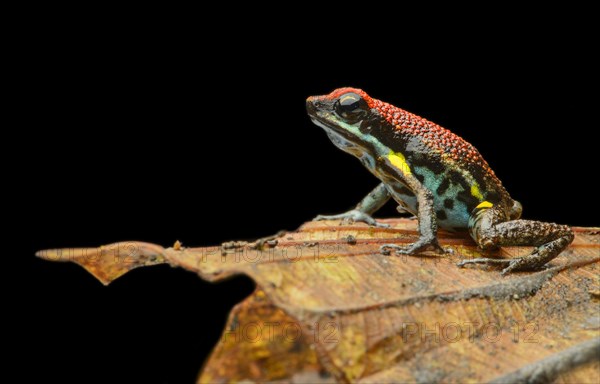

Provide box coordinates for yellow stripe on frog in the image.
[470,183,484,200]
[475,201,494,209]
[387,151,411,175]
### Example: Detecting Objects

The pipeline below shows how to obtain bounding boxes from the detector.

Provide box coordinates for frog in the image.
[306,87,574,275]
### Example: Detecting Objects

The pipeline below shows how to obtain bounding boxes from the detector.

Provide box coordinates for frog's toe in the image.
[404,242,445,255]
[315,210,389,228]
[371,220,391,228]
[313,214,333,221]
[456,257,511,269]
[381,240,445,255]
[380,244,403,255]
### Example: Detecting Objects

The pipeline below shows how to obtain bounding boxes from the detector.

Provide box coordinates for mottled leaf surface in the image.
[38,219,600,383]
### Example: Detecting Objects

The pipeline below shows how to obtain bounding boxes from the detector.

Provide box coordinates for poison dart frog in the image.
[307,87,574,275]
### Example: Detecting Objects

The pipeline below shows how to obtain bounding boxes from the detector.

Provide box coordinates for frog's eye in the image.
[335,92,368,121]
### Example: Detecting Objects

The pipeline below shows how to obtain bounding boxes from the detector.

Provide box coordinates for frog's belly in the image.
[384,179,471,232]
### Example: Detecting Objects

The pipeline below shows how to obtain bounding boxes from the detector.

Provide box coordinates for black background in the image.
[19,16,598,384]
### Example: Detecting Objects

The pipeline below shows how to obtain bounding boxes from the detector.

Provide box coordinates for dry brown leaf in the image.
[37,219,600,383]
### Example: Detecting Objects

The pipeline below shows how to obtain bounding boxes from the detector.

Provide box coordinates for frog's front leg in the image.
[380,166,445,255]
[314,183,391,227]
[458,205,574,275]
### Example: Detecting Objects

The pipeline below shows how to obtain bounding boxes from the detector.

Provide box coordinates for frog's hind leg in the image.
[458,204,574,275]
[314,183,391,228]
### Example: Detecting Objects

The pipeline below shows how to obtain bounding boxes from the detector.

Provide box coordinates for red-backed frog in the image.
[307,87,574,275]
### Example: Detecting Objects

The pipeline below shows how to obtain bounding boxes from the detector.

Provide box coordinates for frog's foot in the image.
[457,257,535,275]
[380,238,445,255]
[314,210,390,228]
[457,243,561,275]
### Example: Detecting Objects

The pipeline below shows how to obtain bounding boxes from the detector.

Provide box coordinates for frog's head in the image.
[307,87,380,155]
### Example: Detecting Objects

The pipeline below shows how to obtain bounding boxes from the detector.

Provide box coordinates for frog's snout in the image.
[306,96,320,115]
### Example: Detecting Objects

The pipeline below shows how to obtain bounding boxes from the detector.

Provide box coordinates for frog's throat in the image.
[311,118,365,153]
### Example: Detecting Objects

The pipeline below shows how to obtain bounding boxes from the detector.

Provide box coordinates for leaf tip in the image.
[35,248,66,261]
